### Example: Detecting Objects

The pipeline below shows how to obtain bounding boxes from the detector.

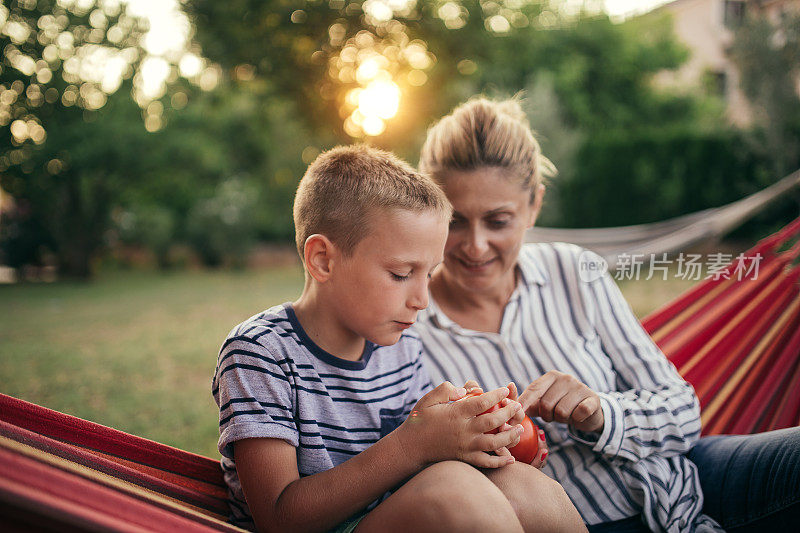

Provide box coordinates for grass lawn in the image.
[0,266,696,458]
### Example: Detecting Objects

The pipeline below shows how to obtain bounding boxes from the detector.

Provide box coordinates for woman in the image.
[413,97,799,532]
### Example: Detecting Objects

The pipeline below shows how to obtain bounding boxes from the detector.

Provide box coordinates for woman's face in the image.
[438,166,543,295]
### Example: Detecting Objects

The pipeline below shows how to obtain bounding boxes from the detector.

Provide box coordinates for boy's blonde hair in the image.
[293,145,451,260]
[419,97,556,200]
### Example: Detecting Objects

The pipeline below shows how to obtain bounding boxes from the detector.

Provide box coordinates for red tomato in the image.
[508,416,539,464]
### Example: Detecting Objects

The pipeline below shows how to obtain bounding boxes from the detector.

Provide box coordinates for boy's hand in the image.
[460,381,548,470]
[398,382,525,469]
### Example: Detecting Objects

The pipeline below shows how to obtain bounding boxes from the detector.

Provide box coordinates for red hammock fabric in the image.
[642,215,800,435]
[1,217,798,531]
[0,393,239,531]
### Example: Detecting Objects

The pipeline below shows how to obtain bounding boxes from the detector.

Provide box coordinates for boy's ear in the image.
[303,234,336,283]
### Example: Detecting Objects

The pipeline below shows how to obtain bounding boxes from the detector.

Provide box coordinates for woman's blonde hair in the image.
[419,97,555,200]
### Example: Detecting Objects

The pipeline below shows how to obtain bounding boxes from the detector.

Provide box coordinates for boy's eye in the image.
[390,271,411,281]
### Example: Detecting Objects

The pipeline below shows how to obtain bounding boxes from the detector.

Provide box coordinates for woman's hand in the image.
[517,371,605,434]
[397,382,524,469]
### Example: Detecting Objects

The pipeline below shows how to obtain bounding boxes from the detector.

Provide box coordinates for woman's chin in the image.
[452,272,500,293]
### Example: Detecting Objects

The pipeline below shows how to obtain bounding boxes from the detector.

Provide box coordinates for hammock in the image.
[527,169,800,267]
[1,218,799,531]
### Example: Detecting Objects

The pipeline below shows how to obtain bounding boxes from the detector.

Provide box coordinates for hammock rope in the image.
[1,216,799,530]
[527,169,800,266]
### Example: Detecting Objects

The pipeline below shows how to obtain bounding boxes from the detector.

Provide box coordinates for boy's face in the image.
[329,207,448,347]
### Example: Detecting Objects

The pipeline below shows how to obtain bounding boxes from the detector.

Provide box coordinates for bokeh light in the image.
[358,80,400,120]
[330,21,436,138]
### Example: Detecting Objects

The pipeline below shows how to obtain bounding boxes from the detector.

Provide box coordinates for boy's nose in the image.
[408,282,429,311]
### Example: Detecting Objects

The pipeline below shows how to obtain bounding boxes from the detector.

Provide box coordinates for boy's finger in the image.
[475,386,511,412]
[463,380,481,391]
[417,381,465,409]
[474,400,521,434]
[499,398,524,423]
[467,451,515,469]
[481,425,523,451]
[453,386,510,417]
[507,382,518,401]
[495,446,512,458]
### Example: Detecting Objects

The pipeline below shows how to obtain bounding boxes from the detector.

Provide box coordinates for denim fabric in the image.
[687,427,800,532]
[587,515,650,533]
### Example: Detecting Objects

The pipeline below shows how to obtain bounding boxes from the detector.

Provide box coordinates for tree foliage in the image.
[0,0,148,142]
[0,0,188,277]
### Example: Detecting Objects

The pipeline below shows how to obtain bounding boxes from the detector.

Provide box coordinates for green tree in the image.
[0,87,154,277]
[0,0,190,277]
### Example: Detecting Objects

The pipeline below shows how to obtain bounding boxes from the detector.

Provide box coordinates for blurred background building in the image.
[654,0,800,126]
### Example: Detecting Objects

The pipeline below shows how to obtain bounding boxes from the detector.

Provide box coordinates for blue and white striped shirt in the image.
[413,243,722,532]
[213,303,432,530]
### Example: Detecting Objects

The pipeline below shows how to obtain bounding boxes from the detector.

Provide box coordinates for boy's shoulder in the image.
[228,304,292,338]
[223,303,296,351]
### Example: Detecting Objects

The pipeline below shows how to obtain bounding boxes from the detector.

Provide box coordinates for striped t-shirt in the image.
[212,303,432,530]
[413,243,723,533]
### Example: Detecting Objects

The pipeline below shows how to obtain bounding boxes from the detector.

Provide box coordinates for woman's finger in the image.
[529,428,549,469]
[553,388,592,424]
[519,373,558,417]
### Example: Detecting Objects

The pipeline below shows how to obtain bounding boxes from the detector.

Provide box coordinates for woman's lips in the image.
[394,321,414,329]
[457,257,496,272]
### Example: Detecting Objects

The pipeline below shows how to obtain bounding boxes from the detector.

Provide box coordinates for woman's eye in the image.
[488,218,510,228]
[390,272,411,281]
[449,218,465,228]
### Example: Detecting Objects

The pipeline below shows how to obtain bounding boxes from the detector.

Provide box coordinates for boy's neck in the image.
[292,290,366,362]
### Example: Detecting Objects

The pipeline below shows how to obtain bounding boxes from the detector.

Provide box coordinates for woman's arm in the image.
[576,253,702,462]
[517,248,701,463]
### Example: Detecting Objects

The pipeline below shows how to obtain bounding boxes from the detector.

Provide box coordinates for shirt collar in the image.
[516,249,549,287]
[422,252,549,332]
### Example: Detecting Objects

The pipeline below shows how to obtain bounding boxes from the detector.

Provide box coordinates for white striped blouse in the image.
[413,243,723,532]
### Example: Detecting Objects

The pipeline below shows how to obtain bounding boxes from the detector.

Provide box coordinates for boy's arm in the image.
[236,383,524,533]
[235,429,415,533]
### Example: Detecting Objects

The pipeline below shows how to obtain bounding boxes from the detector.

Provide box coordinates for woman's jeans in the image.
[588,427,800,532]
[687,427,800,532]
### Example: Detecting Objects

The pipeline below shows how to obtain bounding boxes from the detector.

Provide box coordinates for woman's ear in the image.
[303,234,336,283]
[529,184,546,227]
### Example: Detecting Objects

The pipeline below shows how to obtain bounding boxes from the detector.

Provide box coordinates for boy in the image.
[212,145,581,533]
